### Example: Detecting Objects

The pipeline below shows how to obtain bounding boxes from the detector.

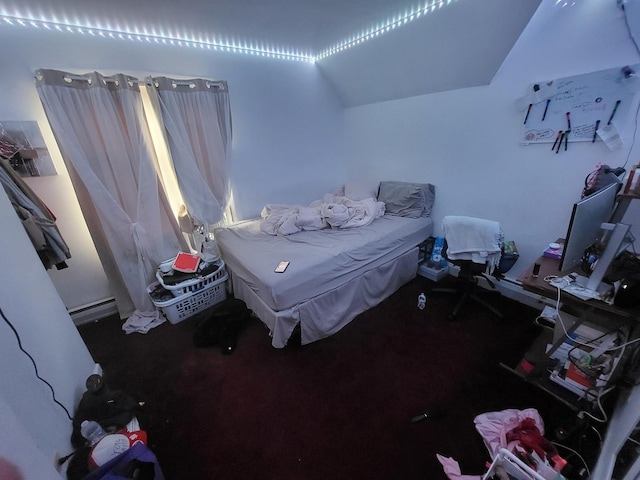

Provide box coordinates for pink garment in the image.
[474,408,544,459]
[435,455,483,480]
[437,408,545,480]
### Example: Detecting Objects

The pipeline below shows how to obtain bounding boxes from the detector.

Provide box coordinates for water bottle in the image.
[80,420,106,446]
[417,293,426,310]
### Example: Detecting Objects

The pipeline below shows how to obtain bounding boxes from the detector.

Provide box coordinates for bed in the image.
[214,181,435,348]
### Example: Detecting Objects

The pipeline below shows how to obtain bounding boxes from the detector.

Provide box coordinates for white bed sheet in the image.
[214,214,433,312]
[231,246,419,348]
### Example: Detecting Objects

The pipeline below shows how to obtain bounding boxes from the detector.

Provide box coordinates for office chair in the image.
[432,216,504,321]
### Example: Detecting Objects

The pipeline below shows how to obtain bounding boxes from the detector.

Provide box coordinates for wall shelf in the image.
[611,193,640,224]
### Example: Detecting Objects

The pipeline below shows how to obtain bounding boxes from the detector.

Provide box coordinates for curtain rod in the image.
[44,73,225,89]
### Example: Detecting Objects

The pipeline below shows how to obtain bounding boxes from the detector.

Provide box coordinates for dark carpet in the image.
[77,276,576,480]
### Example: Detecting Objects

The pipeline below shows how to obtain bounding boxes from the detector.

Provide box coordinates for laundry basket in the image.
[156,259,226,297]
[148,262,228,324]
[483,449,548,480]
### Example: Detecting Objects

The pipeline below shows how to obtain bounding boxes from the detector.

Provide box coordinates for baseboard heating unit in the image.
[69,297,118,326]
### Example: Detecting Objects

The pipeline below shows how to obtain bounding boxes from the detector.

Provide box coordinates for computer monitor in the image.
[559,182,620,275]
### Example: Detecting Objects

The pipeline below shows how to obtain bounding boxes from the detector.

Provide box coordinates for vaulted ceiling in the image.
[3,0,542,106]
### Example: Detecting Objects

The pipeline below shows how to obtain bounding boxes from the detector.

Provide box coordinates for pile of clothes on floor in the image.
[64,374,163,480]
[438,408,570,480]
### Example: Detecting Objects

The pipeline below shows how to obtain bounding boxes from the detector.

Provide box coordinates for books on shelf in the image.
[623,164,640,194]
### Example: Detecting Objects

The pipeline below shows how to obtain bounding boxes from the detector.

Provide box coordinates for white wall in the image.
[0,397,64,480]
[0,26,346,312]
[344,0,640,280]
[0,184,95,477]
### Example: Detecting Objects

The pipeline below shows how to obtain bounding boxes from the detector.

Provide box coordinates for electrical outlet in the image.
[541,305,558,320]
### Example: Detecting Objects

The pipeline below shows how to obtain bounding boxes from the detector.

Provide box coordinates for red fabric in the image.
[506,418,558,460]
[89,430,148,470]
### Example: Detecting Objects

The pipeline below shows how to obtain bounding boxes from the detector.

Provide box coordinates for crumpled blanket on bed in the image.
[260,193,386,235]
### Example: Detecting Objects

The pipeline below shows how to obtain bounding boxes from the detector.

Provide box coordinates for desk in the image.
[509,253,640,479]
[508,252,638,395]
[518,249,638,321]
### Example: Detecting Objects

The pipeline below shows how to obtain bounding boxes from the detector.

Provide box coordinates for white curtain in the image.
[145,77,232,236]
[35,69,188,318]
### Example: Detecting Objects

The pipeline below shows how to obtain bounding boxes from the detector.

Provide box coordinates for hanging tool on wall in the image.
[542,99,551,121]
[563,112,571,151]
[524,103,533,124]
[607,100,621,125]
[592,120,600,143]
[552,130,563,152]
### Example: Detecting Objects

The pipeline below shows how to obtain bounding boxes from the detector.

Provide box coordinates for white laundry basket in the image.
[483,449,549,480]
[156,259,226,297]
[148,263,228,324]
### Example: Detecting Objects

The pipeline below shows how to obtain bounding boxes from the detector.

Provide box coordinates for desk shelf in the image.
[499,327,597,412]
[515,252,640,479]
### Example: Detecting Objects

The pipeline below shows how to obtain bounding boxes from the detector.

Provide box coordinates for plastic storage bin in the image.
[418,263,449,282]
[148,264,228,324]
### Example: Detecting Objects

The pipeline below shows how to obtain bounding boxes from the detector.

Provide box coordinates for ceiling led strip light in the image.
[317,0,456,60]
[0,0,457,63]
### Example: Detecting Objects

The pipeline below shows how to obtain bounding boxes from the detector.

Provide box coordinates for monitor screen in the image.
[559,182,619,273]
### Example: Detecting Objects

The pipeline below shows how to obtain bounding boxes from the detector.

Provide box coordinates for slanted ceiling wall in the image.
[1,0,541,107]
[317,0,542,106]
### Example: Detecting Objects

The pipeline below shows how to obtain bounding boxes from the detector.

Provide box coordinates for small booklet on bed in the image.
[172,252,201,273]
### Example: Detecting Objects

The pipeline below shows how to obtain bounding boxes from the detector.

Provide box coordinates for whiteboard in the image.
[520,65,640,145]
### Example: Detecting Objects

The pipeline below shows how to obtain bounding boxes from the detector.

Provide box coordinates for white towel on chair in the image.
[443,216,503,273]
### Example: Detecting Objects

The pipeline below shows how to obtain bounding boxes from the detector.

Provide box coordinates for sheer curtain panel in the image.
[35,69,188,318]
[147,77,232,236]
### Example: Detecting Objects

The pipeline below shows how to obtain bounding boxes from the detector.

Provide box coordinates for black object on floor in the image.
[411,406,445,423]
[193,297,252,353]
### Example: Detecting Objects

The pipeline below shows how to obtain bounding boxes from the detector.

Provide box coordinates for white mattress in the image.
[214,214,433,311]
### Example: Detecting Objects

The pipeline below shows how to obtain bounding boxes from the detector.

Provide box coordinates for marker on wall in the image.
[607,100,621,125]
[542,99,550,121]
[555,131,564,154]
[552,130,562,151]
[592,120,600,143]
[524,103,532,124]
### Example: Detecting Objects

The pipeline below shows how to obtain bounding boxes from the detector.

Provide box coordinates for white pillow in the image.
[344,181,380,201]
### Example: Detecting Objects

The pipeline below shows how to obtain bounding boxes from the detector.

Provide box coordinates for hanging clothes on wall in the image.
[0,158,71,269]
